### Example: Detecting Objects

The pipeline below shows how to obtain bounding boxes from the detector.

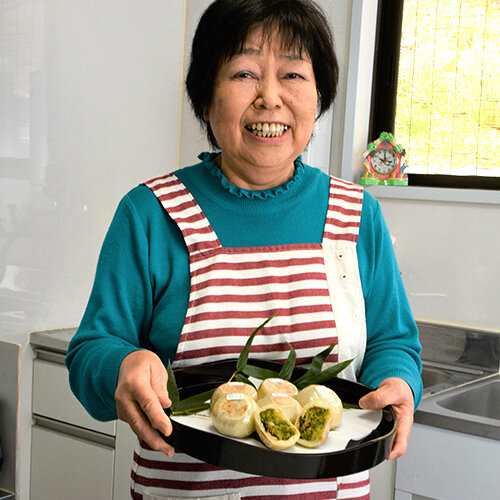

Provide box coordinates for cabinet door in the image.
[32,359,115,435]
[30,426,114,500]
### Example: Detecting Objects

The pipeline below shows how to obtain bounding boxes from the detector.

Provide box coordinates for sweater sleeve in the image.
[357,191,423,408]
[65,192,153,421]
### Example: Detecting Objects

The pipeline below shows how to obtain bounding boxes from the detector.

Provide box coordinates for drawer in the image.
[32,358,116,436]
[31,425,114,500]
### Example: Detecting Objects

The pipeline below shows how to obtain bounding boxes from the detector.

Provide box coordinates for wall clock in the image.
[360,132,408,186]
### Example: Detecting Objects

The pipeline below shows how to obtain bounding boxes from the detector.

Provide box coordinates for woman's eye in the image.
[285,73,303,80]
[234,71,254,79]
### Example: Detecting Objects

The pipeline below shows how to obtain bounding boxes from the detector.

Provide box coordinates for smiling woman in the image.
[65,1,423,499]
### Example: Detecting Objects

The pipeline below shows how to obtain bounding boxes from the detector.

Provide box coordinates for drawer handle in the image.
[33,415,115,448]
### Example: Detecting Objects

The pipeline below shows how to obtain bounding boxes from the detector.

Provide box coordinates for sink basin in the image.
[436,379,500,420]
[421,367,452,388]
[421,365,483,395]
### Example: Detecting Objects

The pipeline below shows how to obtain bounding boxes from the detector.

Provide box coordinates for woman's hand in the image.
[358,377,414,460]
[115,350,174,456]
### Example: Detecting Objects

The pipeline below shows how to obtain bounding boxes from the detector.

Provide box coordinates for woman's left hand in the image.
[358,377,414,460]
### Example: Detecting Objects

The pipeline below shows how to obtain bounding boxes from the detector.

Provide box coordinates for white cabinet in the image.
[30,350,137,500]
[395,423,500,500]
[30,426,114,500]
[32,358,115,435]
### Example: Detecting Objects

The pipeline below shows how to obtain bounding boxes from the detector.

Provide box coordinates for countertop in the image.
[30,328,76,354]
[30,323,500,441]
[417,372,499,440]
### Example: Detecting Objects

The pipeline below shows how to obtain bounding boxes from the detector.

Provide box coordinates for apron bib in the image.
[131,173,368,499]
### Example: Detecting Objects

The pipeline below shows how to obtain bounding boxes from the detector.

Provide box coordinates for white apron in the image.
[131,173,369,499]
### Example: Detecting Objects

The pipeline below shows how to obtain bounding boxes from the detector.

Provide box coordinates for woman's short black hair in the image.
[186,0,339,149]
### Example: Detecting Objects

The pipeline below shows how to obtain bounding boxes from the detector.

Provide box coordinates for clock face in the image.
[370,148,399,175]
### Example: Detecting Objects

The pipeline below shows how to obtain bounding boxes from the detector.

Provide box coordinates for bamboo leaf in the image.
[171,402,211,416]
[293,342,337,386]
[243,364,280,380]
[278,343,296,381]
[171,388,215,414]
[294,358,354,390]
[236,314,276,372]
[233,372,256,387]
[342,402,362,410]
[166,361,180,405]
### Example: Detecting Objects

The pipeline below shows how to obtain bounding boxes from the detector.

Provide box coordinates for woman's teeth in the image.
[246,123,289,137]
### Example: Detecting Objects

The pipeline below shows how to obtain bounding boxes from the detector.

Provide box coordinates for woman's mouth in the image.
[245,122,289,138]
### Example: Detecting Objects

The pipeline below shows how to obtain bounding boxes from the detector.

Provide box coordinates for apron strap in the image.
[145,174,221,255]
[322,177,366,379]
[323,177,363,243]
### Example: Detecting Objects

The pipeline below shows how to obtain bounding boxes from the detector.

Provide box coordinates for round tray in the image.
[161,359,396,479]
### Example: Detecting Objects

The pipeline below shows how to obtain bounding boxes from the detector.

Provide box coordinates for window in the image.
[370,0,500,189]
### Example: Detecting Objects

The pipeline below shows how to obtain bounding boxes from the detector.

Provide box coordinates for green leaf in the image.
[166,361,180,405]
[236,314,276,372]
[342,402,362,410]
[294,358,354,390]
[293,342,336,387]
[243,364,280,380]
[233,372,256,386]
[171,388,215,414]
[278,343,296,381]
[171,402,211,416]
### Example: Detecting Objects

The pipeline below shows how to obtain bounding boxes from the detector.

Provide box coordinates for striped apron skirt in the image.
[131,173,369,499]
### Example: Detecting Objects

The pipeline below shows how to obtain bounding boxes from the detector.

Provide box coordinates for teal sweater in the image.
[66,153,422,421]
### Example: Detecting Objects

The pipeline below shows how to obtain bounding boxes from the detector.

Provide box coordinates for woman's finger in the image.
[359,378,413,408]
[133,385,173,438]
[387,408,413,459]
[115,350,174,455]
[118,397,174,456]
[150,367,172,410]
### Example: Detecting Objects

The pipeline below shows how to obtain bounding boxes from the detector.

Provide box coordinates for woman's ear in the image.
[315,93,321,122]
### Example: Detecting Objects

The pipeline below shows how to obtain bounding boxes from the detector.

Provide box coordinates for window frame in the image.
[369,0,500,192]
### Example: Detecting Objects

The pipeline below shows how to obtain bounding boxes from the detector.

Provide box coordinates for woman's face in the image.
[204,28,318,190]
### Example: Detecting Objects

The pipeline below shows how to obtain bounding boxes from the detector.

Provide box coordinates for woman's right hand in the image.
[115,350,174,456]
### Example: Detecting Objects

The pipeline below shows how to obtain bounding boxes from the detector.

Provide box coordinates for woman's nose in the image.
[253,77,283,109]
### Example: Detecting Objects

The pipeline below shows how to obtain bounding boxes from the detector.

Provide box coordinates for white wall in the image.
[0,0,186,337]
[378,196,500,333]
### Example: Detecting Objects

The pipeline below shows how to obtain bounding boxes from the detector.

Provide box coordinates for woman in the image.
[66,0,422,498]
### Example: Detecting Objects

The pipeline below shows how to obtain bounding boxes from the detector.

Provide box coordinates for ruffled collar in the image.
[198,152,306,200]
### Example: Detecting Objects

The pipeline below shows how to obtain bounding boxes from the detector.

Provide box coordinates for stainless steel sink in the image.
[421,367,452,389]
[415,323,500,441]
[436,379,500,420]
[417,373,500,440]
[421,364,486,396]
[421,367,451,387]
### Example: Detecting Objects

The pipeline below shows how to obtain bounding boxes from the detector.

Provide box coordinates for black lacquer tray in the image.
[161,359,396,479]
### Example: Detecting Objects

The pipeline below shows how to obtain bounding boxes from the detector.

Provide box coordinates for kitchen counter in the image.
[416,322,500,441]
[30,328,76,354]
[417,372,499,440]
